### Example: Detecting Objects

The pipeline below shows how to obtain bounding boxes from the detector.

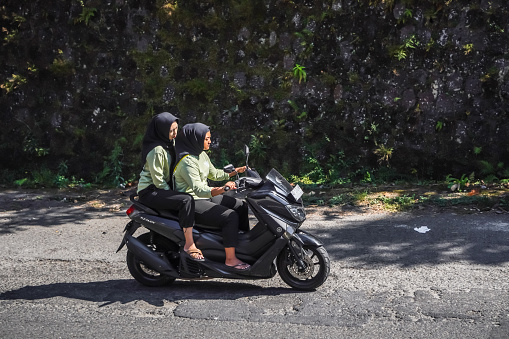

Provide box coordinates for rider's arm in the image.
[205,154,244,195]
[204,153,230,182]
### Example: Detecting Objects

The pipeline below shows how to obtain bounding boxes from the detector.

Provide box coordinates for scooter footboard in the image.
[247,238,288,278]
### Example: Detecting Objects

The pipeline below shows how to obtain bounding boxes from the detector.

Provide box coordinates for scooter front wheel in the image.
[126,232,177,287]
[277,245,330,291]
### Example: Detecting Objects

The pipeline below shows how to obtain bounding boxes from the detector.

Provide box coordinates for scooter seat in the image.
[130,194,227,231]
[130,193,232,231]
[157,209,222,231]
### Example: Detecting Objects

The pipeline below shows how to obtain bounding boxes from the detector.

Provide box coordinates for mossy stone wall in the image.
[1,0,508,182]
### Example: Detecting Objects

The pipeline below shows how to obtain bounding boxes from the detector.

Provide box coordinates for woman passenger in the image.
[137,112,204,261]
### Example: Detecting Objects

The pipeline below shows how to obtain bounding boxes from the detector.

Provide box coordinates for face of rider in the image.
[169,121,178,140]
[203,131,211,151]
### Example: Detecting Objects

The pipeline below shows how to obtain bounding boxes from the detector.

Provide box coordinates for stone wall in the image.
[1,0,508,182]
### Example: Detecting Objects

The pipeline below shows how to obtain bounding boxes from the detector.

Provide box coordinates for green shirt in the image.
[174,152,230,199]
[137,145,172,193]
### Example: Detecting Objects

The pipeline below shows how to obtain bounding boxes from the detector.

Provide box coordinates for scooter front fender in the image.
[295,230,324,247]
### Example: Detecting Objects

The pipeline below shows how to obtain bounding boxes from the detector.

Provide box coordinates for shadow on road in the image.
[2,189,508,269]
[306,211,509,266]
[0,188,131,234]
[0,207,125,234]
[0,279,300,306]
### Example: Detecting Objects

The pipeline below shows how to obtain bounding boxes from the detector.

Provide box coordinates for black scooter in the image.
[117,146,330,290]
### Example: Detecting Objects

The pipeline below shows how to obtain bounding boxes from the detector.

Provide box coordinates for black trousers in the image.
[138,185,195,229]
[194,195,249,247]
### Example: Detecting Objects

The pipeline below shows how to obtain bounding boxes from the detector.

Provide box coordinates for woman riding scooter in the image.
[137,112,204,261]
[174,123,250,270]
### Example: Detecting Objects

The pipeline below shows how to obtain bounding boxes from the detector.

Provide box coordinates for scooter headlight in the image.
[286,204,306,222]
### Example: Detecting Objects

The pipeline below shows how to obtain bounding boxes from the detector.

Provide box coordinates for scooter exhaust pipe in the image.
[125,235,179,278]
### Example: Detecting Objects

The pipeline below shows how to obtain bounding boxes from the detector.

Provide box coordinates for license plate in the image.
[290,184,303,201]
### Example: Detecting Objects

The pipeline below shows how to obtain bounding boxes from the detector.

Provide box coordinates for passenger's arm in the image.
[146,149,170,190]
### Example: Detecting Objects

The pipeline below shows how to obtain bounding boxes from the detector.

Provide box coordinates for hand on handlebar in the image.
[228,166,247,177]
[223,181,236,191]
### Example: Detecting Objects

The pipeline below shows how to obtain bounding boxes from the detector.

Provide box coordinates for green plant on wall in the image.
[161,1,178,17]
[374,144,394,166]
[245,133,269,172]
[404,35,419,49]
[392,35,419,60]
[348,71,360,84]
[1,74,26,94]
[463,43,474,55]
[49,59,75,77]
[424,37,435,52]
[2,13,25,43]
[293,64,307,84]
[180,78,218,103]
[7,62,33,90]
[74,1,97,25]
[22,135,49,157]
[398,8,413,24]
[394,48,407,61]
[288,100,307,120]
[364,122,378,141]
[488,17,505,33]
[294,29,315,59]
[480,66,498,83]
[364,0,395,10]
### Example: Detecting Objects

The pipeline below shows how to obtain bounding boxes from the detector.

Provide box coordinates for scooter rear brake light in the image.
[126,205,137,216]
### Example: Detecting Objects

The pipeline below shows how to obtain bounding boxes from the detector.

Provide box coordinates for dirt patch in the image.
[0,184,508,216]
[301,183,509,215]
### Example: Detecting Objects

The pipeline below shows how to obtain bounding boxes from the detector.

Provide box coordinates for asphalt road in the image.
[1,193,508,338]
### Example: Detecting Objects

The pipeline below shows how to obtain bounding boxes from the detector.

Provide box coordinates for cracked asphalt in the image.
[0,189,508,338]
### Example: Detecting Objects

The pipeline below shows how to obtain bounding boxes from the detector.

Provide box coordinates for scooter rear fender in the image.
[116,220,141,253]
[130,213,184,246]
[125,234,180,278]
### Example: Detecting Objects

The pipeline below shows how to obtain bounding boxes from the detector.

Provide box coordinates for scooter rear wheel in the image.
[277,245,330,290]
[126,232,178,287]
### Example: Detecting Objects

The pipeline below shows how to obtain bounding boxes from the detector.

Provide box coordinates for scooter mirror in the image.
[244,145,250,168]
[223,164,235,173]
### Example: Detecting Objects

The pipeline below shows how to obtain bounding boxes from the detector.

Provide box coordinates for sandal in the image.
[183,248,205,262]
[226,262,250,270]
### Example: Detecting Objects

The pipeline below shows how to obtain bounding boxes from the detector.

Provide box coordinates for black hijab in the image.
[140,112,179,169]
[175,123,210,163]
